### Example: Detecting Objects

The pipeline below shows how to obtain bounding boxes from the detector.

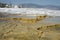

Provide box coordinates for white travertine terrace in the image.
[0,8,60,16]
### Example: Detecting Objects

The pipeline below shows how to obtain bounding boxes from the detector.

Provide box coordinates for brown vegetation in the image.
[0,15,47,23]
[0,19,60,40]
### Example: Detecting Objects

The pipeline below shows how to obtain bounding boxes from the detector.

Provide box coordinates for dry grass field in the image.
[0,17,60,40]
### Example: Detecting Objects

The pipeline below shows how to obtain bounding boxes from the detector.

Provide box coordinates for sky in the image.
[0,0,60,6]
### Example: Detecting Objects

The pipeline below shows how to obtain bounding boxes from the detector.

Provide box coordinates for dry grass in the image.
[0,19,60,40]
[0,15,47,23]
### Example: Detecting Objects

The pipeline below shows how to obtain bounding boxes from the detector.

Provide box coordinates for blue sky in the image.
[0,0,60,6]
